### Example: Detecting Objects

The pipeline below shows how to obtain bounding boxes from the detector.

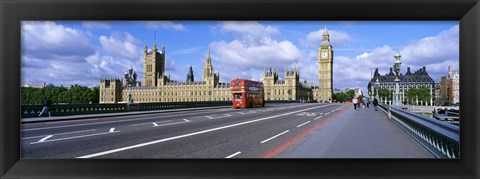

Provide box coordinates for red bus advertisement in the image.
[230,79,265,108]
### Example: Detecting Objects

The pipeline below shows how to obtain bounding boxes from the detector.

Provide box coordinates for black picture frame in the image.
[1,0,479,178]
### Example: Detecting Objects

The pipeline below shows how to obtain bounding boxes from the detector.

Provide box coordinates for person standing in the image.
[373,98,379,111]
[364,97,370,108]
[38,97,52,117]
[352,97,358,111]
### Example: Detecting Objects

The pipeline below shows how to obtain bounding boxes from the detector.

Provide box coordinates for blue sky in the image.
[21,21,459,94]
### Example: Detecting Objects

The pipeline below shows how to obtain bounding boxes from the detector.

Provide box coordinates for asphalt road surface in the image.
[21,103,348,158]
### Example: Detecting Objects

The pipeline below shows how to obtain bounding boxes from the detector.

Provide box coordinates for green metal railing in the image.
[138,101,232,111]
[22,104,128,118]
[379,103,460,158]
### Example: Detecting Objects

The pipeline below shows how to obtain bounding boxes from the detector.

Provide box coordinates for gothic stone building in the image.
[262,67,313,101]
[99,42,231,103]
[368,66,436,106]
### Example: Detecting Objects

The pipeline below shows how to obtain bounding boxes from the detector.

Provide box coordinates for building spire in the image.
[153,32,157,50]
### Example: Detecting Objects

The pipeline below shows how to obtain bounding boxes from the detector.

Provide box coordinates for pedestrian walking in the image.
[373,98,379,111]
[364,97,370,108]
[38,97,52,117]
[352,97,358,111]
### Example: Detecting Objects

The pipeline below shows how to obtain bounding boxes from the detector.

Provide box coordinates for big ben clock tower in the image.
[318,25,333,102]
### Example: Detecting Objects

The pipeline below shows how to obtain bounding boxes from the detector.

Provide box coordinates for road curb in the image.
[21,106,231,124]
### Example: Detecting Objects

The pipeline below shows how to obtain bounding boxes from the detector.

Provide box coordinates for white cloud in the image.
[146,21,186,31]
[331,25,459,94]
[302,28,352,48]
[209,21,302,82]
[22,21,95,60]
[99,32,142,61]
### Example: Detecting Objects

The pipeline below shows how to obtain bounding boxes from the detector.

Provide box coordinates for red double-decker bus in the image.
[230,79,265,108]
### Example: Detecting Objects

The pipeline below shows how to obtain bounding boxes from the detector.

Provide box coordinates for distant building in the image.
[99,41,231,103]
[368,66,436,106]
[448,66,460,104]
[261,67,313,101]
[22,82,54,88]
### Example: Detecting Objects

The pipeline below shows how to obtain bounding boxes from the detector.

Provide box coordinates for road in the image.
[21,103,348,158]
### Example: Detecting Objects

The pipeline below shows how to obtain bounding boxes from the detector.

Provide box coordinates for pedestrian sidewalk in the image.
[21,106,230,124]
[278,104,435,158]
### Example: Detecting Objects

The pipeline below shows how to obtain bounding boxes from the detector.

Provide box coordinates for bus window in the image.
[234,93,242,102]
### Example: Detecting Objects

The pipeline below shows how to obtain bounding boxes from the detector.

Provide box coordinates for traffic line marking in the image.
[109,128,116,132]
[76,104,335,158]
[313,116,323,120]
[130,120,174,127]
[260,106,349,158]
[260,130,290,144]
[153,121,190,128]
[183,119,190,122]
[225,151,242,158]
[22,129,97,140]
[30,131,120,145]
[296,121,311,128]
[153,123,159,127]
[38,135,53,142]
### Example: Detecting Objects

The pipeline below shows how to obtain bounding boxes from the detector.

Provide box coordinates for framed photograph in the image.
[1,0,479,178]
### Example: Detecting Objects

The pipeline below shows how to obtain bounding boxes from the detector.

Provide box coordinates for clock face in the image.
[322,52,328,58]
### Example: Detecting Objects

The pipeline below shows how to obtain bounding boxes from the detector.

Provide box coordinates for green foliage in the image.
[21,85,100,105]
[378,88,393,100]
[333,90,355,103]
[405,86,431,105]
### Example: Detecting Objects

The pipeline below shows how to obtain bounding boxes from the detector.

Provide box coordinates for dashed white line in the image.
[225,151,242,158]
[153,121,190,128]
[153,122,159,127]
[109,128,116,132]
[260,130,290,144]
[183,119,190,122]
[76,104,335,158]
[296,121,311,127]
[38,135,53,142]
[313,116,323,120]
[325,112,330,115]
[206,116,214,119]
[22,129,97,140]
[130,120,174,127]
[31,131,120,145]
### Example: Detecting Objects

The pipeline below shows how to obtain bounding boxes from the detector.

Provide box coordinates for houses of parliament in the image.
[99,27,333,103]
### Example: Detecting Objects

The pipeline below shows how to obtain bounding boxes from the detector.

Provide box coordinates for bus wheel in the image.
[262,102,265,107]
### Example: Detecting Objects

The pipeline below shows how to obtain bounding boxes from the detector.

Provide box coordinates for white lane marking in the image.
[296,121,311,128]
[325,112,330,115]
[109,128,115,132]
[30,131,120,145]
[21,129,97,140]
[260,130,290,144]
[153,121,189,128]
[183,119,190,122]
[331,110,335,112]
[130,120,174,127]
[76,104,335,158]
[22,109,231,131]
[38,135,53,142]
[313,116,323,120]
[153,123,159,127]
[225,151,242,158]
[206,116,214,119]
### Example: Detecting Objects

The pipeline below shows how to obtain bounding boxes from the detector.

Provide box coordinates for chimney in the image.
[423,66,426,72]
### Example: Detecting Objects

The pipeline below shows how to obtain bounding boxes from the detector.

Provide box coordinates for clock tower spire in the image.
[317,25,333,102]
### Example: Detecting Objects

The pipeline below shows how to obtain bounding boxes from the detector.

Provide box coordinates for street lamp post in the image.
[124,66,137,106]
[393,50,402,106]
[375,78,380,101]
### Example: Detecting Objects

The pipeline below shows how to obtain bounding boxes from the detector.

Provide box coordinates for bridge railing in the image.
[21,100,299,118]
[378,103,460,158]
[138,101,231,111]
[22,103,128,118]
